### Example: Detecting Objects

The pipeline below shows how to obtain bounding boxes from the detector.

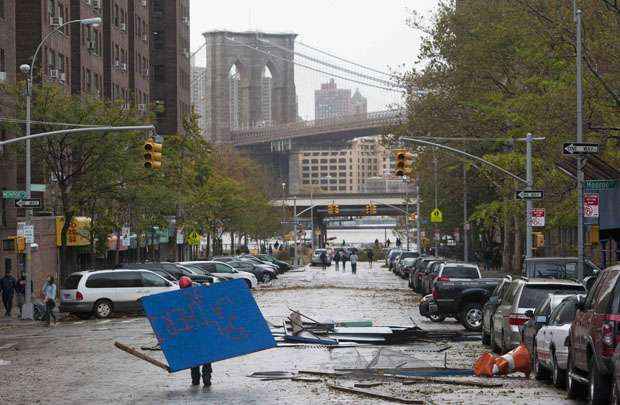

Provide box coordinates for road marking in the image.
[121,319,137,323]
[96,320,112,324]
[72,321,85,325]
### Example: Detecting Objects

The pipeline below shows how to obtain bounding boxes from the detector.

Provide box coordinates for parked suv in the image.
[120,262,213,284]
[482,276,512,346]
[410,257,438,293]
[523,257,599,283]
[60,269,179,319]
[567,265,620,403]
[492,278,586,353]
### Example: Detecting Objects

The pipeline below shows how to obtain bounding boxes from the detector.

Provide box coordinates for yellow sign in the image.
[187,231,201,246]
[56,217,92,246]
[430,208,443,223]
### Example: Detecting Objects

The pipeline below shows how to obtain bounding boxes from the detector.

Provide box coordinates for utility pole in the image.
[293,196,298,266]
[416,175,422,255]
[463,163,469,262]
[575,5,585,282]
[525,133,534,259]
[405,177,410,250]
[433,154,439,255]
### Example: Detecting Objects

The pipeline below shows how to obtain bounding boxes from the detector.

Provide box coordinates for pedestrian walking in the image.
[178,276,213,386]
[350,252,359,274]
[367,249,374,269]
[333,251,341,271]
[15,274,26,317]
[396,238,402,248]
[1,270,17,317]
[42,275,57,326]
[386,239,391,248]
[342,252,348,272]
[319,251,328,271]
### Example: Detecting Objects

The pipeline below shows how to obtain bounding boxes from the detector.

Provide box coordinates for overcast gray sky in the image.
[190,0,439,119]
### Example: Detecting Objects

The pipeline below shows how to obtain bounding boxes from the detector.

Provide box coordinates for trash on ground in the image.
[473,344,530,378]
[0,359,11,366]
[0,343,17,351]
[328,383,425,404]
[354,382,384,388]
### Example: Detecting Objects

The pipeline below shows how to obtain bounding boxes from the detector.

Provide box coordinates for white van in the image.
[60,269,179,319]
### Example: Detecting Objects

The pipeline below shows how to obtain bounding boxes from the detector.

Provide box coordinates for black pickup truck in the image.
[428,272,501,331]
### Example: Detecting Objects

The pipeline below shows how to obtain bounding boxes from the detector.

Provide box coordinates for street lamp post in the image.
[19,17,103,320]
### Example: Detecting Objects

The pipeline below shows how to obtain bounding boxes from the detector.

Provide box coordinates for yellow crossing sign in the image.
[430,208,443,223]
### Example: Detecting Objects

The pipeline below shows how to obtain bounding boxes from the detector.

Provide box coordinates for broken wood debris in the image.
[354,382,384,388]
[114,341,170,372]
[328,384,425,404]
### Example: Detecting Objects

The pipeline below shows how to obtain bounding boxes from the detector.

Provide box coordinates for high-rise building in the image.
[103,0,130,103]
[150,0,191,135]
[127,0,150,111]
[289,137,390,194]
[351,89,367,115]
[70,0,104,97]
[191,65,207,135]
[314,78,352,120]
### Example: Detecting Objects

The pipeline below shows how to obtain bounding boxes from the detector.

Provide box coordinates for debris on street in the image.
[328,383,426,404]
[474,345,530,378]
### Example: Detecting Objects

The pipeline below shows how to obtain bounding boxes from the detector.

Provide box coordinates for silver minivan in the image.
[60,269,179,319]
[491,278,585,353]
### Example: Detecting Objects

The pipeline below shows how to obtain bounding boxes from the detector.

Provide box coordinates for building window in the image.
[0,48,5,77]
[114,4,119,26]
[0,0,4,19]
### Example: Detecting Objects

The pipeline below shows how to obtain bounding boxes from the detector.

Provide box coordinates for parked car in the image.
[482,276,512,346]
[228,260,277,283]
[428,263,499,330]
[178,261,258,289]
[492,278,586,353]
[120,262,213,284]
[521,292,580,375]
[567,265,620,403]
[398,257,419,281]
[238,255,280,273]
[257,254,291,272]
[523,257,600,286]
[311,249,332,266]
[613,344,620,404]
[533,295,584,386]
[420,260,448,295]
[411,257,439,293]
[60,269,179,319]
[394,251,420,277]
[387,249,403,270]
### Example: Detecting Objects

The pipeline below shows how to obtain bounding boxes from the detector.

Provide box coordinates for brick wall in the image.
[103,0,130,102]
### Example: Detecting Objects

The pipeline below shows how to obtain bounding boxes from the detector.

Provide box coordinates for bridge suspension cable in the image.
[223,36,405,93]
[258,38,403,89]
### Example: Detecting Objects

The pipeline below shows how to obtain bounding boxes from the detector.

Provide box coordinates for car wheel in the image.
[261,273,272,283]
[533,344,549,380]
[94,299,113,319]
[551,350,565,388]
[588,355,610,405]
[428,314,445,323]
[76,312,92,320]
[460,303,483,331]
[566,353,581,399]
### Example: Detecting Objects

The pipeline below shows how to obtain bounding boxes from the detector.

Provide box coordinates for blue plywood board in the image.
[141,279,276,372]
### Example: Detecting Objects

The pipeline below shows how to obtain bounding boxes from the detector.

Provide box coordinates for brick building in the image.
[70,0,104,96]
[150,0,190,135]
[128,0,150,110]
[103,0,130,103]
[314,78,352,120]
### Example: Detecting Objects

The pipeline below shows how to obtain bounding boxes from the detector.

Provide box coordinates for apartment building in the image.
[128,0,150,111]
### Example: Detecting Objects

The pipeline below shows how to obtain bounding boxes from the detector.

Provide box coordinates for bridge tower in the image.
[202,30,298,144]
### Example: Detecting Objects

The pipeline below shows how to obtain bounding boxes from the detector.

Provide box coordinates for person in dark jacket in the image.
[319,251,327,270]
[1,270,17,317]
[333,251,341,271]
[367,249,374,269]
[15,274,26,317]
[179,276,213,386]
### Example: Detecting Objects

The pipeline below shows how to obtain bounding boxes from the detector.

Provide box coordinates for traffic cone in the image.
[474,352,498,377]
[493,345,531,377]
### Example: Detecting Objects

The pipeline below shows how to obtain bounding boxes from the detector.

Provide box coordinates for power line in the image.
[223,37,404,93]
[0,117,105,128]
[298,41,394,78]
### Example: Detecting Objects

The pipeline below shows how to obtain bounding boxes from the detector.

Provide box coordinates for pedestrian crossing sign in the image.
[430,208,443,223]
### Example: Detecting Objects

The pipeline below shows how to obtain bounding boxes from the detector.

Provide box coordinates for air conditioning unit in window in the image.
[49,69,59,79]
[143,34,148,42]
[85,0,92,5]
[92,0,101,9]
[121,63,128,72]
[114,60,121,69]
[120,23,127,32]
[0,72,6,81]
[59,72,66,83]
[50,17,64,27]
[144,68,149,77]
[141,0,147,6]
[182,17,189,26]
[138,104,146,112]
[87,41,97,53]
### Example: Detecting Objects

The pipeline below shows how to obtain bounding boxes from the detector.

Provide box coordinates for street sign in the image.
[515,190,544,200]
[187,231,201,246]
[121,226,131,247]
[584,180,617,191]
[584,193,599,218]
[563,142,599,155]
[2,190,27,200]
[529,208,545,227]
[430,208,443,223]
[14,199,41,208]
[17,223,35,244]
[176,230,184,245]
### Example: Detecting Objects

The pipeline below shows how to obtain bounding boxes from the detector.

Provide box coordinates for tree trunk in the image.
[501,202,511,273]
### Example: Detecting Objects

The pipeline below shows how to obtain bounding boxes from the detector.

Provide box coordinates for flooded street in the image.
[0,264,575,404]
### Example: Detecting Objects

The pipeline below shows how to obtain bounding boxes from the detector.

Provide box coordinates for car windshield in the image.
[518,284,586,309]
[182,265,207,275]
[442,266,479,278]
[63,274,82,289]
[402,258,416,266]
[214,263,235,273]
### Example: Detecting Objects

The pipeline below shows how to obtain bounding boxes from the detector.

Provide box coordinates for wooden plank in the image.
[328,384,425,404]
[114,341,171,373]
[386,374,502,388]
[299,370,347,377]
[354,382,384,388]
[333,327,393,335]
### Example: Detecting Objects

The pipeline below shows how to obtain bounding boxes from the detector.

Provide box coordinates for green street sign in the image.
[584,180,617,191]
[2,190,28,200]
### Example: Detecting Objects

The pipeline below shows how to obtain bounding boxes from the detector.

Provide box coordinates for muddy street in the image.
[0,264,575,404]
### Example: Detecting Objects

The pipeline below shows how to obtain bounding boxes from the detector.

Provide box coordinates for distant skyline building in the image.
[351,89,368,115]
[314,78,351,120]
[191,66,207,136]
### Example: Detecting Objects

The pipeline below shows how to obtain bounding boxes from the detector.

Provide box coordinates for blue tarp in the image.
[141,279,276,372]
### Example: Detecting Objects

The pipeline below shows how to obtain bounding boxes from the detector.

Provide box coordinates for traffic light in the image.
[327,203,335,215]
[333,204,340,215]
[394,148,414,177]
[144,138,163,170]
[364,204,371,216]
[533,232,545,248]
[369,203,377,215]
